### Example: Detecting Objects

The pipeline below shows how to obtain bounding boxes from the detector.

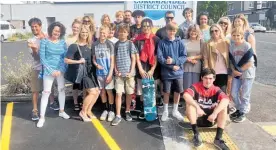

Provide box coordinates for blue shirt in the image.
[39,38,67,77]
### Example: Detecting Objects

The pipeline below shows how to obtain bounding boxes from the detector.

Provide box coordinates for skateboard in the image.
[142,78,157,121]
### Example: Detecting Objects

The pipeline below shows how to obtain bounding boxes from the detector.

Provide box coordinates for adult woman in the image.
[203,24,230,93]
[232,14,256,55]
[218,16,232,39]
[82,16,97,42]
[37,22,69,128]
[197,12,210,42]
[182,24,202,90]
[65,19,82,111]
[65,25,100,122]
[101,14,111,26]
[179,7,194,39]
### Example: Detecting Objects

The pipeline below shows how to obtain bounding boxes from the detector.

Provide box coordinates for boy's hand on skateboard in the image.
[106,75,112,84]
[166,56,173,64]
[173,65,180,71]
[139,69,148,78]
[207,113,217,123]
[196,107,206,117]
[147,70,154,78]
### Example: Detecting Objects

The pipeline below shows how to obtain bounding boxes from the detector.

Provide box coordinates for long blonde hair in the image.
[101,14,111,26]
[186,24,201,40]
[232,14,250,31]
[218,16,232,36]
[210,24,225,41]
[76,25,92,48]
[82,16,96,35]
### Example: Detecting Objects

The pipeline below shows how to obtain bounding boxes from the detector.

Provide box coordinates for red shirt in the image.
[184,82,229,110]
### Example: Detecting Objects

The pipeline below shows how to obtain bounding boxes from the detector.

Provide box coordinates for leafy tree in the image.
[197,1,227,23]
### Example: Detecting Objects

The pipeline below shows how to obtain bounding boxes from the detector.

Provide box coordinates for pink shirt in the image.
[215,49,228,74]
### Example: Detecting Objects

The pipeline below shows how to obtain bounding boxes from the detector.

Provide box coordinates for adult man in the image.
[155,11,185,40]
[124,10,133,26]
[183,68,230,150]
[28,18,59,121]
[129,10,145,40]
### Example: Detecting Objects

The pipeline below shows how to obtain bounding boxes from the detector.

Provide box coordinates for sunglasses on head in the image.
[166,17,174,20]
[211,30,219,33]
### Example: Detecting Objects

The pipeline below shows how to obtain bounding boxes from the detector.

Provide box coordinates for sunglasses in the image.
[219,22,228,25]
[165,17,174,20]
[83,20,90,23]
[211,30,219,33]
[142,25,151,28]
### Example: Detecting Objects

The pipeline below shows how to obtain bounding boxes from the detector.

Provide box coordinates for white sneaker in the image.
[107,111,115,122]
[100,110,108,121]
[161,111,169,122]
[59,111,70,119]
[172,110,184,121]
[37,118,45,128]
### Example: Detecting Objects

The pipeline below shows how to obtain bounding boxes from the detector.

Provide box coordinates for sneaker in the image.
[161,111,169,121]
[50,100,59,111]
[192,134,203,147]
[31,110,39,121]
[157,98,164,108]
[125,112,133,121]
[229,106,236,115]
[37,118,45,128]
[107,111,115,122]
[172,110,184,121]
[233,113,246,123]
[111,116,122,126]
[59,111,70,119]
[230,110,240,119]
[138,112,145,120]
[100,110,108,121]
[214,139,230,150]
[74,104,80,111]
[178,103,183,108]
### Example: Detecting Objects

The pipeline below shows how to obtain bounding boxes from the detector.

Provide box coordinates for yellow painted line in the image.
[1,102,14,150]
[91,119,121,150]
[261,125,276,136]
[183,116,239,150]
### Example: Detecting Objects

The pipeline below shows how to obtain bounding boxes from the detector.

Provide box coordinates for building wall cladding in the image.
[1,3,124,34]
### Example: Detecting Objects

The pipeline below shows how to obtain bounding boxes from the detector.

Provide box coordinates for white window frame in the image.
[249,1,254,8]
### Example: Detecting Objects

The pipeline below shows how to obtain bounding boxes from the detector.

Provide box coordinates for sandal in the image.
[79,111,91,122]
[87,112,96,119]
[74,104,80,111]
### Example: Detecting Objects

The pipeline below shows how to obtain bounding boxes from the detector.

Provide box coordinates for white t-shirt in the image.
[28,36,42,70]
[107,37,119,44]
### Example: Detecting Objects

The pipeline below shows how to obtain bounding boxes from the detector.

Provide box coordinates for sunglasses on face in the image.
[219,22,228,25]
[211,30,219,33]
[83,20,90,23]
[142,25,151,28]
[166,17,174,20]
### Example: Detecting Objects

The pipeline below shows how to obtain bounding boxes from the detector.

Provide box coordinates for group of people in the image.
[28,8,256,150]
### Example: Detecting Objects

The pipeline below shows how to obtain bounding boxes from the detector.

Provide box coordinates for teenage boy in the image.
[157,22,187,122]
[129,10,145,40]
[112,24,137,126]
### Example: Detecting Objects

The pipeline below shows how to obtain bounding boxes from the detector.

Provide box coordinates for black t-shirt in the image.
[129,24,142,40]
[134,36,161,79]
[155,27,185,40]
[66,44,93,81]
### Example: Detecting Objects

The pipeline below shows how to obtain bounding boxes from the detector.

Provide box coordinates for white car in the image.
[0,21,16,42]
[250,23,266,32]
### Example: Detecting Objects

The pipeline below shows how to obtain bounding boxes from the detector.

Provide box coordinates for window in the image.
[228,3,233,11]
[249,1,254,8]
[1,24,9,30]
[262,1,268,8]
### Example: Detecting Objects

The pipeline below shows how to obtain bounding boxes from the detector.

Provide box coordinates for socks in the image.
[109,104,114,112]
[192,124,199,135]
[173,103,178,112]
[140,100,144,111]
[215,127,224,140]
[116,115,121,118]
[164,103,168,112]
[102,102,108,111]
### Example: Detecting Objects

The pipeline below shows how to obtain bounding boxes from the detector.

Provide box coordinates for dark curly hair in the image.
[196,12,209,25]
[47,22,66,38]
[28,17,42,26]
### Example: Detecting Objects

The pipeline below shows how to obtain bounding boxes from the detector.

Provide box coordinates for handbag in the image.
[74,44,87,84]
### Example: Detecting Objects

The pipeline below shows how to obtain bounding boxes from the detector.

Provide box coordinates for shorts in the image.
[97,76,115,90]
[115,76,135,95]
[197,109,216,127]
[163,78,183,93]
[136,78,160,95]
[31,70,43,92]
[73,83,81,90]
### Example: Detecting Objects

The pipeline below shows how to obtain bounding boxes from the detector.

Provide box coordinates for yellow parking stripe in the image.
[261,125,276,136]
[91,119,121,150]
[1,102,14,150]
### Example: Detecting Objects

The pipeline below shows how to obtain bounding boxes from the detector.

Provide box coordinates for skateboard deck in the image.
[142,78,157,121]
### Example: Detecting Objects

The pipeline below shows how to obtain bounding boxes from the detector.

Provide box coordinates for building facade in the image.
[227,1,276,29]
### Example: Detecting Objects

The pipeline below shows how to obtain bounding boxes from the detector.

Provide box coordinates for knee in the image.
[87,88,99,96]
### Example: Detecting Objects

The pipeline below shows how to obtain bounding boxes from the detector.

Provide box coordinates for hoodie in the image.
[157,37,187,80]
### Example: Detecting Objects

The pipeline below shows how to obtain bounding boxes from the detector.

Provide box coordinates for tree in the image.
[197,1,227,23]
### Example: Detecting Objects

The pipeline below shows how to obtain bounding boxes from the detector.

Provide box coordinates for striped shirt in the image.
[39,38,67,76]
[115,40,137,77]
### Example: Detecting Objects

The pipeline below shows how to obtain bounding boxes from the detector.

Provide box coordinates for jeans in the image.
[231,77,254,114]
[40,74,65,117]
